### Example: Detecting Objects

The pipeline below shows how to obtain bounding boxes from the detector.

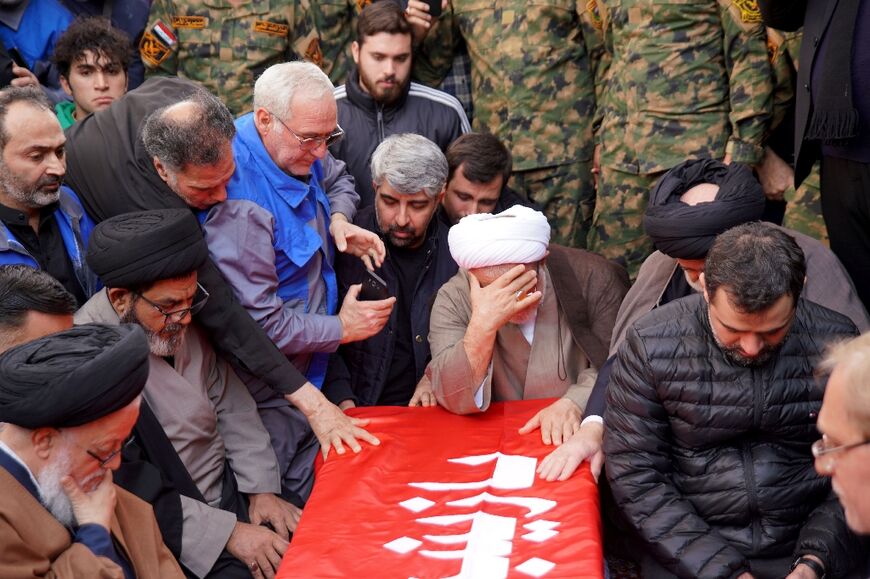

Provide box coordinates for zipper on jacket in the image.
[377,105,385,141]
[742,441,761,554]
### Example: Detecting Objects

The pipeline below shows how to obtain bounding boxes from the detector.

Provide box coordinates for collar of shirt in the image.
[0,201,58,230]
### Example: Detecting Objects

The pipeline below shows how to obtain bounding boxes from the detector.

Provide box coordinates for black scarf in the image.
[807,0,862,143]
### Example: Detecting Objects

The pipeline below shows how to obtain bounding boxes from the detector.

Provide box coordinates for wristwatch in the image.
[790,556,826,579]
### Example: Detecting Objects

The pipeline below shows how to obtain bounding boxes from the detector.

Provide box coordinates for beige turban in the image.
[448,205,551,269]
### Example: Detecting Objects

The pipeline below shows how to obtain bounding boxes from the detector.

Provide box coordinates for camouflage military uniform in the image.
[140,0,322,115]
[590,0,773,276]
[414,0,609,248]
[767,28,827,244]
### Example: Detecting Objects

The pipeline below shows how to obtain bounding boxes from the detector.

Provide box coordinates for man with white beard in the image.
[76,209,303,579]
[426,205,628,479]
[0,86,98,304]
[0,323,183,577]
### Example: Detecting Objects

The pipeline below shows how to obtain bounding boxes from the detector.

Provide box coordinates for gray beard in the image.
[120,305,187,356]
[0,161,61,209]
[37,452,76,528]
[684,271,704,293]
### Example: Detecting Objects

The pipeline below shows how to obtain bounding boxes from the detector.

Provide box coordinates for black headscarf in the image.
[0,324,149,428]
[643,159,766,260]
[87,209,208,288]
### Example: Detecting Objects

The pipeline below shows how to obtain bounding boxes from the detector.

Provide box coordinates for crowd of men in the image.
[0,0,869,578]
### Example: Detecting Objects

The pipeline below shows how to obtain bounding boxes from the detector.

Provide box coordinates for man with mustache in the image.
[77,209,300,579]
[604,222,865,578]
[0,86,97,304]
[323,133,457,408]
[329,0,469,208]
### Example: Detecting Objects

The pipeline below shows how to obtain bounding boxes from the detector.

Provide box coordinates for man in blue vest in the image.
[202,61,394,495]
[0,86,96,304]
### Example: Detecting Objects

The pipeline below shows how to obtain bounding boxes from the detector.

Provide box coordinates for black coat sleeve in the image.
[795,490,866,577]
[584,354,613,417]
[757,0,807,31]
[603,329,750,579]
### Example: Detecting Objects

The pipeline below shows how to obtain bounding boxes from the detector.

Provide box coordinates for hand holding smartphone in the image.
[358,270,390,301]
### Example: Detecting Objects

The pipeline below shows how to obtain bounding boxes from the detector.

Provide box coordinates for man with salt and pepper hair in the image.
[325,133,458,409]
[427,205,628,478]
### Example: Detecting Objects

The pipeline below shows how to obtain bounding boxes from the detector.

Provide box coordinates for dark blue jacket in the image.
[323,206,457,406]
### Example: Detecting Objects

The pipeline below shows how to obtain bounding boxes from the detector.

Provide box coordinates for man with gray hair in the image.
[323,133,458,408]
[202,62,391,490]
[64,75,383,470]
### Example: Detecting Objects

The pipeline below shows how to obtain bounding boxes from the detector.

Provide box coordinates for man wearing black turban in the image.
[0,324,184,578]
[561,159,870,480]
[78,209,305,579]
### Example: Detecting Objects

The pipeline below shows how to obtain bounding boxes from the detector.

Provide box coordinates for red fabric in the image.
[277,399,603,578]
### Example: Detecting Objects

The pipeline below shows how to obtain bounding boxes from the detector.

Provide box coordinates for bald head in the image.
[141,89,235,172]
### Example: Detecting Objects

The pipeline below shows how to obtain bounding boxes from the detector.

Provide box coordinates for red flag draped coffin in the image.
[276,399,604,578]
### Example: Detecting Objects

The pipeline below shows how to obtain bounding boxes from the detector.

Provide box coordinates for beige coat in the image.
[0,468,183,578]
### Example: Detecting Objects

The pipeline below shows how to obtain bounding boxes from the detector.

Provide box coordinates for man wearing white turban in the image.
[427,205,629,479]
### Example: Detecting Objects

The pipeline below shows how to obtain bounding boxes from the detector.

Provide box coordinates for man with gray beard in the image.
[0,86,98,305]
[0,323,183,577]
[76,209,305,579]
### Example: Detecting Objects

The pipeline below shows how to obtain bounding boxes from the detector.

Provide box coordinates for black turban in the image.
[643,159,766,259]
[87,209,208,288]
[0,324,149,428]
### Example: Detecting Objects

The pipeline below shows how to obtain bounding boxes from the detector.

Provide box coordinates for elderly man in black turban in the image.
[76,208,304,579]
[611,159,870,350]
[539,159,870,484]
[0,324,184,578]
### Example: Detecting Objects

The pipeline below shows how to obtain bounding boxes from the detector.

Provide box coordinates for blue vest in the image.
[0,187,98,297]
[223,114,339,387]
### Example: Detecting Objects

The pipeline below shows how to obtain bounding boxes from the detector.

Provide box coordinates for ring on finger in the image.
[250,562,259,571]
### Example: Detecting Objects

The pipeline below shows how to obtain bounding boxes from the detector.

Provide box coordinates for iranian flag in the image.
[277,399,604,578]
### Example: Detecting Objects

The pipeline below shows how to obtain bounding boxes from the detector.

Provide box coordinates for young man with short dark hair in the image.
[52,17,131,128]
[330,0,469,208]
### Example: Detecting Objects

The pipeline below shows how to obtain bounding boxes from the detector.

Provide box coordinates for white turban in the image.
[448,205,551,269]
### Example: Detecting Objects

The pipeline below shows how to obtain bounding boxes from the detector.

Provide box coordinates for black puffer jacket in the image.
[331,68,469,208]
[604,295,862,578]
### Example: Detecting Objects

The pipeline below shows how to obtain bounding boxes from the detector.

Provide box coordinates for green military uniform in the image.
[415,0,609,248]
[767,27,827,244]
[140,0,322,116]
[311,0,368,86]
[591,0,773,277]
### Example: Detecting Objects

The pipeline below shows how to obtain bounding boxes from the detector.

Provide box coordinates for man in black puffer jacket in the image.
[604,222,864,579]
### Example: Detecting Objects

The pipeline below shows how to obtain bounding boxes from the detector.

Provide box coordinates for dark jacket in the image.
[757,0,839,185]
[604,294,863,578]
[331,68,469,208]
[323,205,457,406]
[63,76,309,396]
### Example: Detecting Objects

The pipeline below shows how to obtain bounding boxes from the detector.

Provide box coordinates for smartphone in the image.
[424,0,442,18]
[358,269,390,301]
[7,47,27,69]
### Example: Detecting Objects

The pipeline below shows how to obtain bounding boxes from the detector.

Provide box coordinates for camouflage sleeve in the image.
[578,0,611,141]
[140,0,179,77]
[412,1,459,88]
[291,0,324,68]
[719,0,773,165]
[307,0,354,82]
[766,27,795,133]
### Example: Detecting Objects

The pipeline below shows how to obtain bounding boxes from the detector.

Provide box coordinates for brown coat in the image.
[429,244,629,414]
[0,468,184,578]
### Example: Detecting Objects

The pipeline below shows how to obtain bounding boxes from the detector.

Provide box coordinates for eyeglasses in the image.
[135,282,210,325]
[270,113,344,150]
[58,430,136,469]
[811,434,870,472]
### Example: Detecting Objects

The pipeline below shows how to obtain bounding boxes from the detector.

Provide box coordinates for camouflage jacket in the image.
[414,0,609,172]
[310,0,370,85]
[598,0,772,174]
[140,0,322,115]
